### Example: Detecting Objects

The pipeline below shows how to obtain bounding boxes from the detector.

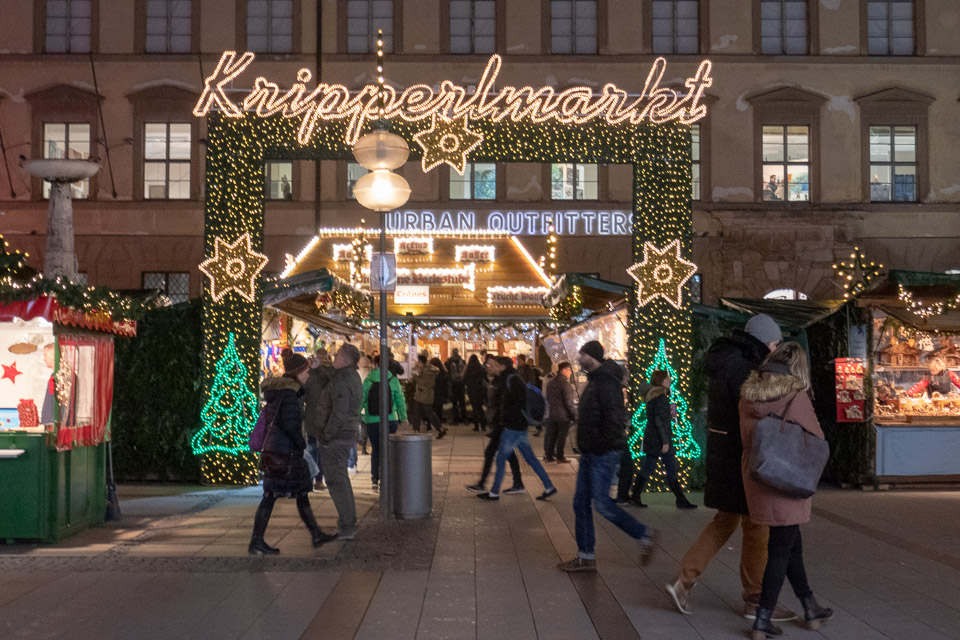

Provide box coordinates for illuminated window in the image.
[346,162,369,199]
[42,123,90,199]
[145,0,192,53]
[551,163,598,200]
[347,0,393,53]
[652,0,699,54]
[867,0,914,55]
[690,274,702,304]
[551,0,597,54]
[45,0,92,53]
[691,124,701,201]
[143,272,190,304]
[265,161,293,200]
[450,163,496,200]
[450,0,495,53]
[144,122,191,200]
[760,0,807,54]
[247,0,293,53]
[761,125,809,202]
[869,126,916,202]
[764,289,808,300]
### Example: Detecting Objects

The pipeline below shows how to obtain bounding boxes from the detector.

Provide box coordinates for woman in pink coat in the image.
[739,342,833,639]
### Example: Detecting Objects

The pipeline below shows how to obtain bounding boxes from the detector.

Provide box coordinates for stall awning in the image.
[544,273,631,312]
[263,269,365,337]
[0,296,137,336]
[719,298,845,330]
[856,270,960,332]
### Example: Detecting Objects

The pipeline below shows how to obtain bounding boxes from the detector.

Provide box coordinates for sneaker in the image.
[313,480,327,491]
[503,486,526,495]
[665,578,693,615]
[477,492,499,501]
[536,487,558,501]
[557,556,597,572]
[743,600,798,622]
[465,483,486,493]
[638,529,659,566]
[338,530,357,541]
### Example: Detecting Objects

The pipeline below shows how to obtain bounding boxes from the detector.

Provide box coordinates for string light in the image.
[413,114,485,174]
[626,239,697,310]
[833,246,883,300]
[198,233,269,303]
[487,286,550,306]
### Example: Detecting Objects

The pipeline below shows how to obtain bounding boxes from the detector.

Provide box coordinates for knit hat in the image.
[282,351,309,375]
[745,313,782,345]
[579,340,605,362]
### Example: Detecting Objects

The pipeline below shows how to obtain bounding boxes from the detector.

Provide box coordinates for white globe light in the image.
[352,130,410,170]
[353,169,411,211]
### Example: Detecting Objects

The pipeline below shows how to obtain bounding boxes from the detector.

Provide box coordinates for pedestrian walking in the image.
[465,354,523,494]
[361,354,407,492]
[740,342,833,638]
[477,356,556,501]
[665,313,796,622]
[431,357,452,428]
[249,352,337,555]
[410,355,448,438]
[543,361,576,462]
[313,344,364,541]
[446,348,468,424]
[303,346,335,491]
[557,341,658,571]
[464,354,487,432]
[628,370,697,509]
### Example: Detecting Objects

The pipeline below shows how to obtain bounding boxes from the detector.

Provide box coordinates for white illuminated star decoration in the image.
[626,239,697,310]
[199,233,269,303]
[413,114,484,174]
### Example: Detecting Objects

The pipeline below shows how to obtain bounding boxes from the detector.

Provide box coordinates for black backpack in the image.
[368,374,394,417]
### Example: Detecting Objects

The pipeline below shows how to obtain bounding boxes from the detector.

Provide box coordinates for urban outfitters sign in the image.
[385,210,632,236]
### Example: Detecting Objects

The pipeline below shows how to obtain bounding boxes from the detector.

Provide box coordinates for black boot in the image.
[249,497,280,555]
[630,476,648,508]
[750,607,783,639]
[296,494,336,548]
[670,480,698,510]
[800,595,833,630]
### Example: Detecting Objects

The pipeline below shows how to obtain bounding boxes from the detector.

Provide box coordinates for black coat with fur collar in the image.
[260,375,312,495]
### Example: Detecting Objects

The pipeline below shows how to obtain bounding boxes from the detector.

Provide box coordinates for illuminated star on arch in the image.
[626,239,697,310]
[199,233,269,303]
[2,361,22,384]
[413,114,484,175]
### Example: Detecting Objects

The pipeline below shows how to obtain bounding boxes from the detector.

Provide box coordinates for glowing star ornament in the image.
[2,362,22,383]
[199,233,269,303]
[626,240,697,310]
[413,114,484,174]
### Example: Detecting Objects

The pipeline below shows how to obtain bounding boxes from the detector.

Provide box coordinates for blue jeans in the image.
[574,451,647,558]
[348,444,358,469]
[491,429,554,495]
[306,436,324,482]
[365,420,398,484]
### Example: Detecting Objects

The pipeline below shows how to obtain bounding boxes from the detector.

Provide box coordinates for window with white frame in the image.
[347,0,393,53]
[867,0,914,55]
[143,272,190,304]
[144,123,191,199]
[45,0,92,53]
[43,123,91,199]
[347,162,369,199]
[691,124,701,201]
[869,126,916,202]
[450,163,496,199]
[450,0,496,53]
[551,163,598,200]
[145,0,192,53]
[265,161,293,200]
[550,0,597,54]
[652,0,698,54]
[247,0,293,53]
[761,125,809,202]
[760,0,807,54]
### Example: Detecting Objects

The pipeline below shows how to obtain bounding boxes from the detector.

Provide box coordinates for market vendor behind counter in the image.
[875,335,960,422]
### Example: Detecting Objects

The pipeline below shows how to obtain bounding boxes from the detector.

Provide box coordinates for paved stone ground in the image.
[2,424,959,639]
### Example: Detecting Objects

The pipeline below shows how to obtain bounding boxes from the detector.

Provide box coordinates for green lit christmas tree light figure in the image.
[191,332,259,456]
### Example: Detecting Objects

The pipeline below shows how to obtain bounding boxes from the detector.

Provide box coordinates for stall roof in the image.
[719,298,845,329]
[263,269,365,337]
[857,270,960,332]
[544,273,630,312]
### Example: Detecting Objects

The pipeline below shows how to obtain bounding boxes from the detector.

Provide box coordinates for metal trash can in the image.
[388,433,433,519]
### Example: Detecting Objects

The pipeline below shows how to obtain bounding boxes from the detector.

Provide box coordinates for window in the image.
[247,0,293,53]
[45,0,92,53]
[691,124,701,201]
[760,0,807,54]
[143,272,190,304]
[145,0,192,53]
[43,123,90,199]
[690,274,702,304]
[869,126,916,202]
[550,0,597,54]
[450,163,496,199]
[761,125,809,202]
[551,163,598,200]
[347,162,368,199]
[74,272,89,286]
[347,0,393,53]
[450,0,495,53]
[144,123,191,199]
[652,0,698,54]
[266,161,293,200]
[867,0,914,55]
[764,288,808,300]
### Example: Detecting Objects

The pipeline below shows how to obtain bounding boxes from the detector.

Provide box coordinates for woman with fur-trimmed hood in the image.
[739,342,832,638]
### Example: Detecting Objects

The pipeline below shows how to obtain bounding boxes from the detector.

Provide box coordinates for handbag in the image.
[749,392,830,498]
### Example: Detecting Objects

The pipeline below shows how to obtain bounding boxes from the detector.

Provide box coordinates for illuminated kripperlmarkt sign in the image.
[193,52,713,146]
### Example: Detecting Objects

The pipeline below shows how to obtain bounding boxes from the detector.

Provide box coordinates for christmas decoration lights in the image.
[455,245,496,262]
[413,114,485,174]
[833,246,883,300]
[487,286,550,306]
[199,233,269,303]
[627,239,697,310]
[546,219,558,282]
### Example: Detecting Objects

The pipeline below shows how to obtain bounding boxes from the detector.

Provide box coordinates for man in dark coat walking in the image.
[665,314,796,623]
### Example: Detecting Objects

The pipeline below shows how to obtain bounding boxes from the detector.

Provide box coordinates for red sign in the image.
[835,358,865,422]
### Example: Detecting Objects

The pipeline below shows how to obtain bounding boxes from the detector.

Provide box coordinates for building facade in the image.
[1,0,958,304]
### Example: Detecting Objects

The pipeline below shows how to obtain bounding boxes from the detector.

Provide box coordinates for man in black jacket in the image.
[665,314,796,623]
[466,356,523,495]
[557,341,657,572]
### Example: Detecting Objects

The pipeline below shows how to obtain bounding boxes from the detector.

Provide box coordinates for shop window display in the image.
[874,324,960,422]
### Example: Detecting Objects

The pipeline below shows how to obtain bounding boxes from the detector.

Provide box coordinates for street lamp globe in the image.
[353,169,411,211]
[353,130,410,170]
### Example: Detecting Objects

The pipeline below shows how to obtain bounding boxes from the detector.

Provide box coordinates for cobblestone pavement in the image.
[2,424,959,639]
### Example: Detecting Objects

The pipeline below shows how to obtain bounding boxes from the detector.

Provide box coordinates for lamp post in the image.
[352,31,411,520]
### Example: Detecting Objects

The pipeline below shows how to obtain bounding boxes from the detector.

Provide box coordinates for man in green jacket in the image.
[361,354,408,492]
[314,344,363,540]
